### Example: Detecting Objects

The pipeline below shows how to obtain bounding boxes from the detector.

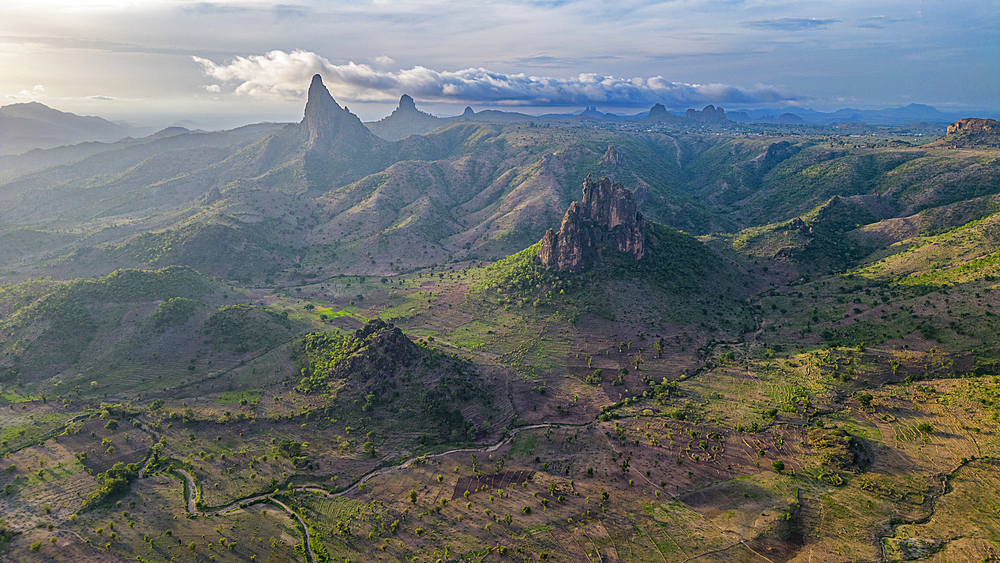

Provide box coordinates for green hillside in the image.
[4,110,1000,563]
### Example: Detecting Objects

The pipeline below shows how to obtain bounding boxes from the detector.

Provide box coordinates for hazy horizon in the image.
[3,0,998,130]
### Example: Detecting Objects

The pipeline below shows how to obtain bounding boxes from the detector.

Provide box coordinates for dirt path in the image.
[270,496,317,563]
[336,422,590,494]
[166,422,590,562]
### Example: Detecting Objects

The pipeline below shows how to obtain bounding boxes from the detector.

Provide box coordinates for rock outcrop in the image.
[538,175,645,272]
[647,103,670,120]
[645,103,730,124]
[934,118,1000,149]
[313,319,421,395]
[300,74,389,190]
[604,144,627,167]
[301,74,377,153]
[947,118,998,135]
[685,104,728,123]
[367,93,444,141]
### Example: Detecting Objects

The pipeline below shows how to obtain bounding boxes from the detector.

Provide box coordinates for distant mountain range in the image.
[3,96,995,155]
[0,101,153,155]
[364,95,997,140]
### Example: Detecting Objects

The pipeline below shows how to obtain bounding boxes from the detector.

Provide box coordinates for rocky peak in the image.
[604,144,627,167]
[462,107,475,118]
[685,104,728,123]
[387,94,433,119]
[342,319,420,373]
[947,118,998,135]
[300,74,372,151]
[647,103,669,120]
[936,118,1000,148]
[538,202,595,274]
[366,93,441,141]
[538,175,645,272]
[398,94,417,113]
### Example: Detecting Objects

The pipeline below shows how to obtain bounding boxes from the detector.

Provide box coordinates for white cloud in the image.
[203,84,222,92]
[33,84,44,92]
[193,49,806,108]
[373,55,395,66]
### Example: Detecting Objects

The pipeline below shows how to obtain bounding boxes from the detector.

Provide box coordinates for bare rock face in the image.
[398,94,418,113]
[604,144,627,167]
[539,175,645,272]
[685,104,728,123]
[937,118,1000,148]
[647,103,670,120]
[301,74,375,152]
[947,118,999,135]
[538,202,596,273]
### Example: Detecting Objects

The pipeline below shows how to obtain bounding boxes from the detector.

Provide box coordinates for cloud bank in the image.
[193,49,805,108]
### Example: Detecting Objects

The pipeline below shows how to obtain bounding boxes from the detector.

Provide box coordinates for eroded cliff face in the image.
[947,118,998,135]
[937,118,1000,149]
[538,175,645,272]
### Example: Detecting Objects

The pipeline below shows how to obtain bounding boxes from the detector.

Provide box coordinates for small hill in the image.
[730,196,882,275]
[292,319,503,441]
[474,175,759,333]
[0,266,216,374]
[933,118,1000,148]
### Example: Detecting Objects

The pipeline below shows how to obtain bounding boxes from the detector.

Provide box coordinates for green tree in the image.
[857,392,873,408]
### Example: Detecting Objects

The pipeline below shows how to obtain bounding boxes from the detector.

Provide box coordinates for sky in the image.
[2,0,998,129]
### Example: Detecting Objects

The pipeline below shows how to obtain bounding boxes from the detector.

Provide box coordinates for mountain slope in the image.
[0,102,144,155]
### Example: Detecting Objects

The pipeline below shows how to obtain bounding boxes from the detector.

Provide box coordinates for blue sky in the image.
[2,0,997,128]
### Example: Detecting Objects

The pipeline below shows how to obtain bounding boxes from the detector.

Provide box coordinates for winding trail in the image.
[167,422,590,563]
[337,422,589,494]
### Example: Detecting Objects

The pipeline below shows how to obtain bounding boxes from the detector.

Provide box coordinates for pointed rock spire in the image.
[300,74,373,152]
[538,175,645,272]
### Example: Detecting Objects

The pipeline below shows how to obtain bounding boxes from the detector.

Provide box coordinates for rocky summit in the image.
[685,104,728,123]
[301,74,378,153]
[947,117,999,135]
[538,175,645,272]
[366,93,443,140]
[937,117,1000,148]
